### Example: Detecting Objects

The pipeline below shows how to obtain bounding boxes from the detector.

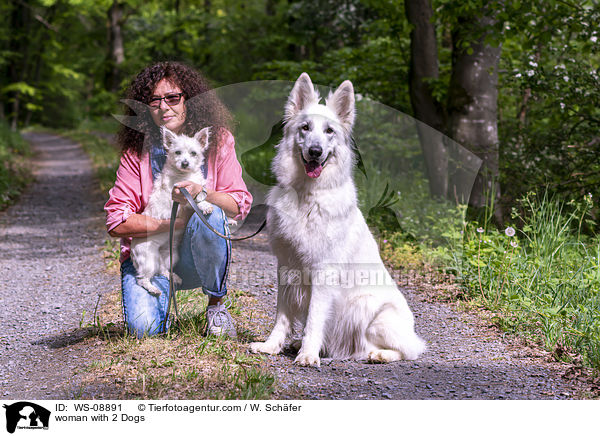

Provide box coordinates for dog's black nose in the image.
[308,145,322,158]
[181,160,189,169]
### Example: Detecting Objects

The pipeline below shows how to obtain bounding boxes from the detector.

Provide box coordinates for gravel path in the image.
[0,132,118,399]
[230,231,594,400]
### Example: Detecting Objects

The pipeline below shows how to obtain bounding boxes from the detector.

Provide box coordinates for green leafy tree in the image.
[497,1,600,213]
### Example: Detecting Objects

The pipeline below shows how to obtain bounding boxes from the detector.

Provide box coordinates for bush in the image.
[0,121,32,209]
[444,191,600,369]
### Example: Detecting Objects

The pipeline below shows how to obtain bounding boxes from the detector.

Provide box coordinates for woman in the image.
[105,62,252,338]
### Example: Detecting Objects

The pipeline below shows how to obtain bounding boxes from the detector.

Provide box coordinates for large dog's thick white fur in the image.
[250,73,426,366]
[131,127,213,296]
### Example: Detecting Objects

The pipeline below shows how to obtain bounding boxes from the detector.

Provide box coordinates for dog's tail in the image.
[396,330,427,361]
[365,303,426,360]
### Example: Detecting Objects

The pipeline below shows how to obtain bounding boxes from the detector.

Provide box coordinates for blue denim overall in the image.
[120,144,231,338]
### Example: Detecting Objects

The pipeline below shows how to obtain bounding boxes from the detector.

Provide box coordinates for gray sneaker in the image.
[205,303,237,338]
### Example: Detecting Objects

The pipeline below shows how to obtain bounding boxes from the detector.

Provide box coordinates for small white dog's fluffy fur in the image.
[249,73,426,366]
[131,126,213,296]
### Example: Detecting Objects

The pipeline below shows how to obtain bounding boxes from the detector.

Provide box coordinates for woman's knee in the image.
[121,260,170,337]
[122,292,166,338]
[126,312,165,338]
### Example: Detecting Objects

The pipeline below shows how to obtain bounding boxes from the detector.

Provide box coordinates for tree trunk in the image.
[9,2,29,131]
[25,5,57,127]
[447,16,502,222]
[202,0,212,65]
[405,0,448,198]
[106,0,125,93]
[266,0,275,16]
[24,51,43,127]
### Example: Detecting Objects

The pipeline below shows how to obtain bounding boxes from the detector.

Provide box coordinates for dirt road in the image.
[0,132,118,399]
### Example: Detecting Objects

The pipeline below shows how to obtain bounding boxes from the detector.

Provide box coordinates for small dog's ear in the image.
[326,80,355,130]
[162,126,177,150]
[194,127,211,150]
[285,72,319,120]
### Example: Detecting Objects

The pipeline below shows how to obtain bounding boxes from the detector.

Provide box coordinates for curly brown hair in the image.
[116,61,233,156]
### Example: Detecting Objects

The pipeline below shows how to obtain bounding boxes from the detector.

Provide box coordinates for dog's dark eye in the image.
[175,151,181,155]
[326,127,334,134]
[190,151,197,156]
[302,124,310,131]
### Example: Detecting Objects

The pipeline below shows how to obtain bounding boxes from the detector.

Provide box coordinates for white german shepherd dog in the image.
[250,73,426,366]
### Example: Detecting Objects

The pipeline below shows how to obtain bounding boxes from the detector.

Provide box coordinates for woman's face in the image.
[149,78,186,134]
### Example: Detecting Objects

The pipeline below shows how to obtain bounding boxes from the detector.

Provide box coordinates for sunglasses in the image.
[149,93,184,108]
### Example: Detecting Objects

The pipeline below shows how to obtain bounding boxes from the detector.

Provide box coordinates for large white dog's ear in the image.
[194,126,211,150]
[285,72,319,120]
[162,126,177,150]
[326,80,355,130]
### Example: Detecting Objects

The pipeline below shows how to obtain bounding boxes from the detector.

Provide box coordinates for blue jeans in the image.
[121,206,231,338]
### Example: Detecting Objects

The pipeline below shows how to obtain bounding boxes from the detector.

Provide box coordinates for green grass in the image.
[79,285,277,400]
[0,120,33,209]
[429,190,600,370]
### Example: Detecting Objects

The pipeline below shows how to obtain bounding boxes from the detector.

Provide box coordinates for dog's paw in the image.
[160,269,183,285]
[171,272,183,286]
[249,341,281,355]
[368,349,401,363]
[198,201,213,215]
[137,278,162,296]
[146,286,162,297]
[294,353,320,367]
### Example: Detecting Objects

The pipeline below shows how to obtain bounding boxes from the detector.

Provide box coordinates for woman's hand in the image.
[172,181,203,203]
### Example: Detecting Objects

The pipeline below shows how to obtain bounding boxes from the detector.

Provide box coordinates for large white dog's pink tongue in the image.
[304,161,323,178]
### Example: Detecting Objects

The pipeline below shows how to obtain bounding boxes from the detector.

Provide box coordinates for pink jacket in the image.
[104,130,252,262]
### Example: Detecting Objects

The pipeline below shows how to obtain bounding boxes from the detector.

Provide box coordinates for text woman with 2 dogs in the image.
[104,62,252,338]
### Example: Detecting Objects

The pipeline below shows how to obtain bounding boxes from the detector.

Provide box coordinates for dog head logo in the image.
[3,402,51,433]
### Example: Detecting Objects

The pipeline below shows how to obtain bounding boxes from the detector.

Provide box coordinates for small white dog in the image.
[250,73,426,366]
[131,126,213,296]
